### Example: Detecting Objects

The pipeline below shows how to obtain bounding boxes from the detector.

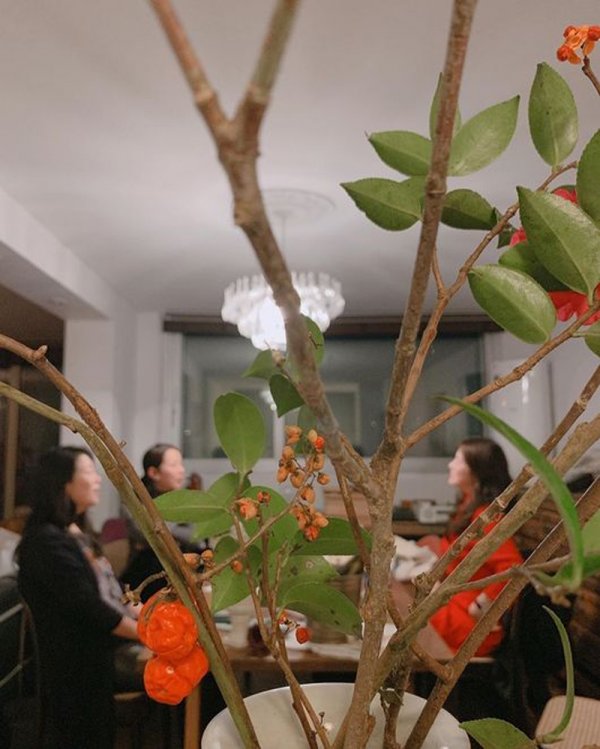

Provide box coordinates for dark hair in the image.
[141,443,179,498]
[25,446,94,530]
[447,437,512,535]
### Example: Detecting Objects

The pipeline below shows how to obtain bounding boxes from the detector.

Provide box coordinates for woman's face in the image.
[149,448,185,493]
[66,453,102,515]
[447,447,475,494]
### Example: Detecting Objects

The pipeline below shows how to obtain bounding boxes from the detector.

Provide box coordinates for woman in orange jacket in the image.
[421,437,523,656]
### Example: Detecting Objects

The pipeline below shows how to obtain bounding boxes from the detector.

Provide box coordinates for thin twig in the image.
[582,56,600,96]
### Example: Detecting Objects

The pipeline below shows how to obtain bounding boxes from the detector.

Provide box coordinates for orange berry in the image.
[312,453,325,471]
[306,429,318,445]
[290,471,305,489]
[317,472,330,486]
[282,445,295,461]
[231,560,244,574]
[256,490,271,504]
[236,498,258,520]
[183,553,202,569]
[314,436,325,451]
[276,466,289,483]
[301,485,315,503]
[144,645,209,705]
[295,626,311,644]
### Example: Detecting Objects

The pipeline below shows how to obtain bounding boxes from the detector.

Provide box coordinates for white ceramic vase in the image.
[201,682,469,748]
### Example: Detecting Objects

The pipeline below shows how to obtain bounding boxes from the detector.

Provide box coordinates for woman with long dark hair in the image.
[425,437,523,656]
[17,446,138,749]
[121,443,197,601]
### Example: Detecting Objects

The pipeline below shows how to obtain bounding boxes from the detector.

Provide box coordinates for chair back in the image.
[0,575,42,747]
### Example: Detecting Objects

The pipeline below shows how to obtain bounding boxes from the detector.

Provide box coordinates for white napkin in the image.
[390,536,437,581]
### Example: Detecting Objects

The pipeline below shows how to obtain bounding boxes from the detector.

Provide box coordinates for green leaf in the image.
[429,73,462,140]
[460,719,536,749]
[214,393,266,475]
[341,177,424,231]
[554,511,600,583]
[536,607,574,743]
[449,96,519,176]
[440,397,585,591]
[287,316,325,378]
[291,517,372,555]
[584,321,600,357]
[210,536,261,613]
[303,315,325,366]
[468,265,556,344]
[499,241,565,291]
[277,581,363,638]
[278,556,338,598]
[583,509,600,554]
[368,131,432,176]
[243,350,279,380]
[155,473,241,538]
[269,373,305,417]
[441,189,497,230]
[518,187,600,298]
[529,63,578,167]
[242,486,298,551]
[577,130,600,222]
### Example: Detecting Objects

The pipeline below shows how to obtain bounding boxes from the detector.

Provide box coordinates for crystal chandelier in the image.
[221,271,345,350]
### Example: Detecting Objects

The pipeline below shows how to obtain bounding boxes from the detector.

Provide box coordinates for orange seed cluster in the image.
[275,425,330,541]
[557,24,600,63]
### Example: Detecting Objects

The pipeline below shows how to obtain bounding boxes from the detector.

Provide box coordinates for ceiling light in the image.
[221,271,345,350]
[221,188,344,350]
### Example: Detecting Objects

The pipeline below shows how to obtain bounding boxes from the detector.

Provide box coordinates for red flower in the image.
[509,227,527,247]
[549,288,600,325]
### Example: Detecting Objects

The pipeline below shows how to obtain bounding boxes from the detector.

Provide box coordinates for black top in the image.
[18,523,122,749]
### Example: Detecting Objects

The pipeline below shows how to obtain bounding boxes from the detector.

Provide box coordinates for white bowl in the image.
[201,682,469,748]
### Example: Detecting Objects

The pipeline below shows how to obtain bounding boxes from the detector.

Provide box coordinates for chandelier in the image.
[221,271,345,350]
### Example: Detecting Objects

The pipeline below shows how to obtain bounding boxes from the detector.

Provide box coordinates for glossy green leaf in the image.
[241,486,298,551]
[211,536,261,613]
[368,131,431,176]
[577,130,600,222]
[441,189,497,230]
[429,73,462,140]
[499,241,565,291]
[529,63,578,167]
[449,96,519,176]
[278,556,338,596]
[584,321,600,357]
[214,393,266,475]
[341,177,424,231]
[518,187,600,298]
[243,349,279,380]
[441,397,584,590]
[468,265,556,344]
[291,517,372,555]
[536,607,574,743]
[155,472,240,535]
[269,374,304,417]
[277,581,363,637]
[460,719,536,749]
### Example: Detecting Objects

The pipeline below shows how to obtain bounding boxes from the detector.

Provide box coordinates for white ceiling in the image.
[0,0,597,323]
